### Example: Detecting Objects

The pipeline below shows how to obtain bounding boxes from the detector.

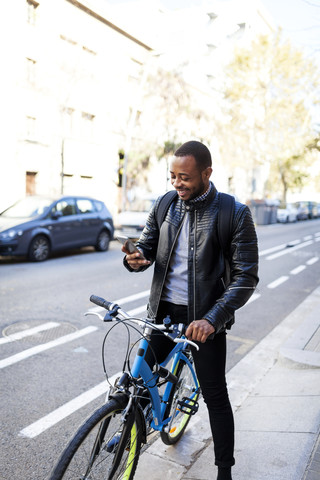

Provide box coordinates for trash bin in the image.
[247,200,277,225]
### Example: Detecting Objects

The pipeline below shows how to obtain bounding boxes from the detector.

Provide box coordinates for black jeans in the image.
[147,301,235,468]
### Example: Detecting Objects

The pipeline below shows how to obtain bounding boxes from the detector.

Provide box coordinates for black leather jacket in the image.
[124,184,259,334]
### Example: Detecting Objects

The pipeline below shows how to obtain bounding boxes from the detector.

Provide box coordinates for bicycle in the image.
[49,294,201,480]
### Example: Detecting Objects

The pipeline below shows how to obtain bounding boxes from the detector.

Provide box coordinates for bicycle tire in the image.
[49,395,143,480]
[160,356,200,446]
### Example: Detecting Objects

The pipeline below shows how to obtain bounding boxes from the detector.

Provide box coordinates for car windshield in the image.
[128,198,155,212]
[1,197,53,218]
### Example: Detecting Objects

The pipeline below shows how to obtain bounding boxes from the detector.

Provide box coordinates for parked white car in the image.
[277,203,298,223]
[115,195,157,239]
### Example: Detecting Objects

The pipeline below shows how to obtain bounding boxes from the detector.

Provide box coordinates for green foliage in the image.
[220,30,320,201]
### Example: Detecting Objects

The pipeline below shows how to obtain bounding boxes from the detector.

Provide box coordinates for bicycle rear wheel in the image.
[49,395,143,480]
[160,356,200,445]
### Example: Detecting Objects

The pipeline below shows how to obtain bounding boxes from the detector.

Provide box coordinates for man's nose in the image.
[172,177,182,188]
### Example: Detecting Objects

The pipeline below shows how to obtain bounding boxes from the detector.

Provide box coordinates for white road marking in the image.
[259,243,288,256]
[267,276,289,289]
[89,290,150,313]
[0,322,60,345]
[304,235,313,241]
[316,237,320,242]
[306,257,319,265]
[127,305,148,316]
[290,265,307,275]
[19,374,119,439]
[246,293,261,304]
[0,326,98,369]
[266,240,313,260]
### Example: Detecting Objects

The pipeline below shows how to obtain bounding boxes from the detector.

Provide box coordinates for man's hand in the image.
[122,246,150,270]
[186,319,215,343]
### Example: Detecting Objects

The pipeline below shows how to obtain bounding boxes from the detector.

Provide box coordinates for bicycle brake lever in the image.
[84,311,104,321]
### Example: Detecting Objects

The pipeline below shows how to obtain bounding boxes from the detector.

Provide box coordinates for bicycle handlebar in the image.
[88,294,199,350]
[90,295,118,312]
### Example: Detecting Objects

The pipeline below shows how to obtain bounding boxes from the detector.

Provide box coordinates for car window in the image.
[93,200,103,212]
[53,199,77,216]
[76,199,95,214]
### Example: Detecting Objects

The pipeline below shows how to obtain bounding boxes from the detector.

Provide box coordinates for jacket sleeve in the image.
[204,205,259,333]
[123,197,161,273]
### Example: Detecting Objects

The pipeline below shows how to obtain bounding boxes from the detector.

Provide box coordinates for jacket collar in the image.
[184,182,217,210]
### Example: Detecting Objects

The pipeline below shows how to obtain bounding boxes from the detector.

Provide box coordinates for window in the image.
[26,116,36,139]
[81,112,95,138]
[61,106,74,136]
[53,199,77,216]
[94,201,103,212]
[27,0,39,26]
[60,34,77,46]
[76,199,95,214]
[26,58,36,85]
[82,45,96,56]
[26,171,37,195]
[82,112,95,122]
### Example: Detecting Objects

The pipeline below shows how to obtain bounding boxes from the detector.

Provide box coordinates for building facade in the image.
[0,0,275,214]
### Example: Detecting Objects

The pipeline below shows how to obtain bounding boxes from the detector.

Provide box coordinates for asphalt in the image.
[134,285,320,480]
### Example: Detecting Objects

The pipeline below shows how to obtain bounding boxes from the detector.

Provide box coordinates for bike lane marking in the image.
[19,373,119,439]
[89,290,150,313]
[0,322,60,345]
[0,326,98,369]
[306,256,319,265]
[290,265,307,275]
[267,276,289,289]
[18,304,148,438]
[266,240,314,261]
[16,255,320,438]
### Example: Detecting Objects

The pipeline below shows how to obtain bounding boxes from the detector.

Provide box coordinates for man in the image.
[122,140,259,480]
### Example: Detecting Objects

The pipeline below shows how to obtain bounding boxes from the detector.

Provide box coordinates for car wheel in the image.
[28,235,50,262]
[95,230,110,252]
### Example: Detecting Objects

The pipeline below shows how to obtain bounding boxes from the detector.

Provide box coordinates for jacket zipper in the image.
[157,210,187,310]
[192,210,197,321]
[228,286,256,290]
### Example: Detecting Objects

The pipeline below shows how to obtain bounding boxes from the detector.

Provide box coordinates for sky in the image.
[105,0,320,64]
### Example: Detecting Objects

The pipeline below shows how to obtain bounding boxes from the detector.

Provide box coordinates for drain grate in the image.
[2,320,78,345]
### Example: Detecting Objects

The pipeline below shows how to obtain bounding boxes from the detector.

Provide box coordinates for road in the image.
[1,219,320,480]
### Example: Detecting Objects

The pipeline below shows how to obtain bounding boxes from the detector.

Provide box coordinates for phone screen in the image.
[116,236,140,254]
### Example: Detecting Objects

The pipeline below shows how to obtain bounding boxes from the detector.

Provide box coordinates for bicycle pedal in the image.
[177,397,199,415]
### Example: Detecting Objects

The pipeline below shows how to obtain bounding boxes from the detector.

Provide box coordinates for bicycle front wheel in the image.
[49,395,143,480]
[160,356,200,446]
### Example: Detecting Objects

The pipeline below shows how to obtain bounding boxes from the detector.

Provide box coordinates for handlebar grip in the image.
[90,295,114,310]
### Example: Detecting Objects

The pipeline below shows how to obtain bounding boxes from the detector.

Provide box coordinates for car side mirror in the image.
[52,211,63,220]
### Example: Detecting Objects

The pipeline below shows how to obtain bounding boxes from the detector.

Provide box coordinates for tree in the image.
[124,67,216,193]
[220,31,320,202]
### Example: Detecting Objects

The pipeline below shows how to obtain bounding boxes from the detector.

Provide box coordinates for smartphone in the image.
[116,235,143,255]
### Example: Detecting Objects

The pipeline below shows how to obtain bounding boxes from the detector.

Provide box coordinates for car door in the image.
[47,198,82,249]
[75,198,102,245]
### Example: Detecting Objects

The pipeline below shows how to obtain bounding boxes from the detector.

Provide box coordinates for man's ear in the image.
[204,167,212,179]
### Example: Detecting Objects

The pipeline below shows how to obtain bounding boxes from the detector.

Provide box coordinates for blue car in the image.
[0,195,114,261]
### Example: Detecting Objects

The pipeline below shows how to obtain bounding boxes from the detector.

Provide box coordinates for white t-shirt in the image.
[161,213,189,305]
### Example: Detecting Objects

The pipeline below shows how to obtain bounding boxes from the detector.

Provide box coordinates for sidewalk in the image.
[135,286,320,480]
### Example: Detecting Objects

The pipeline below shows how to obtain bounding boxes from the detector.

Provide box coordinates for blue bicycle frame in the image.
[129,332,199,432]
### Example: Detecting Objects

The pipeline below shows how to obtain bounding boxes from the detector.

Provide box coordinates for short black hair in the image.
[174,141,212,170]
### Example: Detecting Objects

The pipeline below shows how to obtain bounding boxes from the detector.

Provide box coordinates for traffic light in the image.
[118,150,124,187]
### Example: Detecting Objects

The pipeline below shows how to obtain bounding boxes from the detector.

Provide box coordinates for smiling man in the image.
[122,140,259,480]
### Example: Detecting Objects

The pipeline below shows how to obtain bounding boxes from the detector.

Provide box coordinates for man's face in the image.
[170,155,212,201]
